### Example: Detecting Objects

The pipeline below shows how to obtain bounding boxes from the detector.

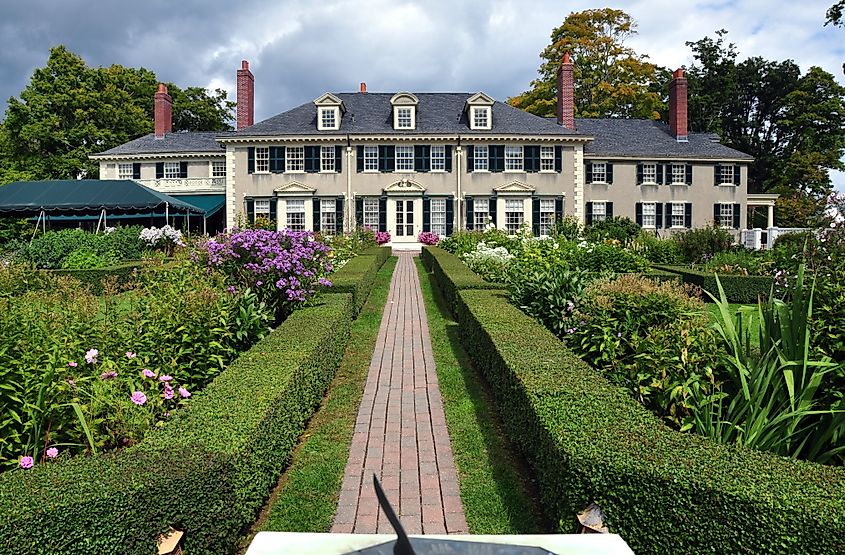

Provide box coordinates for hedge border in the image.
[420,246,507,311]
[653,264,772,303]
[42,262,142,293]
[323,247,389,314]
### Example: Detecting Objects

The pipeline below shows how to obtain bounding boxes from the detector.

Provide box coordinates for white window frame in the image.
[642,201,657,229]
[504,146,523,172]
[504,198,524,234]
[286,146,305,173]
[395,106,414,129]
[671,163,687,185]
[430,198,447,236]
[318,107,339,131]
[363,198,379,228]
[540,146,555,172]
[641,163,657,184]
[211,160,226,178]
[591,162,607,184]
[320,146,336,172]
[719,203,734,228]
[671,202,686,228]
[395,145,414,172]
[471,106,491,130]
[286,199,306,231]
[473,198,489,229]
[364,146,379,172]
[539,198,555,235]
[430,145,446,171]
[720,165,734,185]
[118,163,134,179]
[473,145,488,171]
[164,161,181,179]
[254,199,271,220]
[592,201,607,222]
[255,147,270,173]
[320,198,337,234]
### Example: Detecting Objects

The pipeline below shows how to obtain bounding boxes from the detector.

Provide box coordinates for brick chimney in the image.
[557,52,575,129]
[668,68,688,142]
[237,60,254,130]
[360,82,367,93]
[154,83,172,139]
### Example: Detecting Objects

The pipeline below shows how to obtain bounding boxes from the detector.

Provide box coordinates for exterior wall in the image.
[98,158,225,180]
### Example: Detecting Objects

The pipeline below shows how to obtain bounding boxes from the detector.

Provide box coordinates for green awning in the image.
[170,194,225,217]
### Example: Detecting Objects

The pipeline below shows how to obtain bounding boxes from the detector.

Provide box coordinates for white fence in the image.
[740,227,811,250]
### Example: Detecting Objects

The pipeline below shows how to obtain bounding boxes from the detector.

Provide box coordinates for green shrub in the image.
[672,224,734,263]
[653,265,772,304]
[571,242,649,274]
[48,262,141,294]
[420,246,507,311]
[550,215,582,241]
[323,246,389,314]
[509,263,591,338]
[584,216,641,245]
[630,232,684,265]
[14,226,144,269]
[700,248,771,276]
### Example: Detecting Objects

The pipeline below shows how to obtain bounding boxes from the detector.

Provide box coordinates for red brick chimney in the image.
[557,53,575,129]
[237,60,254,130]
[154,83,172,139]
[360,82,367,93]
[668,68,688,142]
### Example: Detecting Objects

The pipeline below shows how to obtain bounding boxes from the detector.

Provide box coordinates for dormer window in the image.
[396,107,413,129]
[319,107,338,130]
[472,107,490,129]
[390,92,419,131]
[313,92,345,131]
[466,92,495,130]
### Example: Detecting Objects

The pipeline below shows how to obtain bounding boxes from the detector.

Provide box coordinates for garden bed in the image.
[652,264,772,303]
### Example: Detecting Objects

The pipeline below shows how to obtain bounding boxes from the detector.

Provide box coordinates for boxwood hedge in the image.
[323,246,389,314]
[653,265,772,303]
[46,261,142,293]
[420,246,507,310]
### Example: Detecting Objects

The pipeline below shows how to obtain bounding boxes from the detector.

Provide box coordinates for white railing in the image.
[138,177,225,194]
[740,227,811,250]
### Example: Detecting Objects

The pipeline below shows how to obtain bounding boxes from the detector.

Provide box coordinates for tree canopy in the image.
[508,8,668,119]
[0,46,234,182]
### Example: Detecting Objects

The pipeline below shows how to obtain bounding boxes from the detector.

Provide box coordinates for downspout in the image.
[456,138,462,231]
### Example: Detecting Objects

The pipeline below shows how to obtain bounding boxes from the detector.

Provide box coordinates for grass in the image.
[707,302,760,348]
[254,257,397,534]
[415,257,548,534]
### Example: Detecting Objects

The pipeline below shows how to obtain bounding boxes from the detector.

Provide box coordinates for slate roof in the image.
[92,131,231,157]
[575,118,753,160]
[233,93,582,137]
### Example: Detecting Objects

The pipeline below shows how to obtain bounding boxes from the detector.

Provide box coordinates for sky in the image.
[1,0,843,189]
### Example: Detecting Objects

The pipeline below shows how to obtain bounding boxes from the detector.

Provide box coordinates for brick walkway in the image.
[331,252,468,535]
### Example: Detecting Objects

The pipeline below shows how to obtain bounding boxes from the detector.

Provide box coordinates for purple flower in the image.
[19,456,34,469]
[565,301,574,313]
[130,391,147,406]
[178,387,191,398]
[617,332,623,338]
[226,285,236,294]
[100,371,117,380]
[67,361,78,368]
[85,349,99,364]
[163,384,174,400]
[125,351,137,359]
[566,327,577,334]
[318,277,332,287]
[255,280,263,286]
[142,368,156,379]
[46,447,59,459]
[159,375,173,382]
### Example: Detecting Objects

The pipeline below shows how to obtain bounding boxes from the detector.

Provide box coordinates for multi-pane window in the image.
[164,161,181,179]
[473,145,488,171]
[320,108,336,129]
[254,199,271,220]
[396,107,413,128]
[540,146,555,171]
[671,203,686,228]
[671,164,686,184]
[430,145,446,171]
[118,163,134,179]
[505,146,523,171]
[364,146,378,171]
[539,198,555,235]
[504,199,524,234]
[719,203,734,228]
[395,145,414,171]
[320,146,335,172]
[474,198,489,229]
[286,146,305,172]
[642,202,657,228]
[642,163,657,184]
[720,165,734,184]
[363,198,380,228]
[591,163,607,183]
[255,147,270,172]
[286,199,305,231]
[320,198,337,234]
[430,198,447,236]
[211,160,226,178]
[592,201,607,222]
[472,107,489,128]
[395,200,414,236]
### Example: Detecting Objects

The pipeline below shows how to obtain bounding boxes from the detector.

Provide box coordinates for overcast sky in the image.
[1,0,843,188]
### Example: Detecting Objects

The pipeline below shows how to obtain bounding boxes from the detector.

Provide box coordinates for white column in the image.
[767,204,774,228]
[346,146,354,232]
[455,144,462,232]
[225,145,237,230]
[573,144,585,223]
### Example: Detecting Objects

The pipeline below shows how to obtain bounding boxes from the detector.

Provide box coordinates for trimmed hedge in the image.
[0,291,358,554]
[325,247,390,314]
[653,265,772,303]
[46,261,142,293]
[420,246,507,311]
[452,288,845,554]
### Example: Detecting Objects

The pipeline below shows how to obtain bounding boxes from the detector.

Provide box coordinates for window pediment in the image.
[273,181,316,196]
[390,92,419,106]
[313,92,345,108]
[465,92,494,106]
[494,180,535,194]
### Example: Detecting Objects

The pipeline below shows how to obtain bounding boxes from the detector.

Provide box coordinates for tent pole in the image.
[31,211,44,243]
[203,216,207,235]
[165,202,170,225]
[187,211,190,235]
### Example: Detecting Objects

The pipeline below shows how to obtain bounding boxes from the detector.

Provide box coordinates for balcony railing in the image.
[138,177,225,193]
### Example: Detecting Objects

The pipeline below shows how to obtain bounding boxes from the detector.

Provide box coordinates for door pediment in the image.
[383,179,426,195]
[494,180,535,194]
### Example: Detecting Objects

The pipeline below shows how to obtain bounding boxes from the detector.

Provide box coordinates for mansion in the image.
[91,59,764,243]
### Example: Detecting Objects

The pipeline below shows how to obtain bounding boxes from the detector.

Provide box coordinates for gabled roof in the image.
[231,93,582,137]
[575,119,753,160]
[92,131,232,158]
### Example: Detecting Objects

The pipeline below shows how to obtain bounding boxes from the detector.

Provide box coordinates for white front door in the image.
[390,198,421,242]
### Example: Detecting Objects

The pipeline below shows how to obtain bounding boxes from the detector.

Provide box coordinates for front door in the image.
[391,198,420,242]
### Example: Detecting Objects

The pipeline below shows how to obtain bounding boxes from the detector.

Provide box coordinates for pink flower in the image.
[85,349,99,364]
[130,391,147,406]
[178,387,191,398]
[19,456,34,469]
[67,361,78,367]
[163,384,174,400]
[100,371,117,380]
[159,375,173,382]
[66,378,76,388]
[125,351,137,359]
[46,447,59,459]
[142,368,156,379]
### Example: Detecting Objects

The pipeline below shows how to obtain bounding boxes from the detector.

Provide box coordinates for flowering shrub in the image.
[462,242,514,282]
[139,225,185,255]
[196,228,333,322]
[375,230,391,245]
[418,231,440,245]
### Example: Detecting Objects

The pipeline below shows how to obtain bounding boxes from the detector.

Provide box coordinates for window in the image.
[472,107,489,129]
[473,145,488,171]
[364,146,378,171]
[164,161,181,179]
[255,147,270,173]
[396,107,413,128]
[320,107,337,130]
[474,198,489,229]
[671,203,686,228]
[720,165,734,184]
[671,164,686,184]
[592,202,607,223]
[320,146,335,172]
[540,146,555,171]
[286,146,304,172]
[211,160,226,178]
[718,203,734,228]
[504,146,523,171]
[504,199,524,234]
[642,163,657,184]
[431,145,446,171]
[320,198,337,234]
[591,163,607,183]
[395,145,414,171]
[363,198,379,228]
[254,199,271,220]
[642,202,657,228]
[286,199,305,231]
[118,163,134,179]
[539,198,555,235]
[430,198,447,236]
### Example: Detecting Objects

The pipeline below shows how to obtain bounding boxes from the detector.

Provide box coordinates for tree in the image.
[508,8,668,119]
[827,1,844,26]
[0,45,234,181]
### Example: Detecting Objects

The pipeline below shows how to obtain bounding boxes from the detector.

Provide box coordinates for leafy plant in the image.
[509,262,591,338]
[462,242,514,283]
[584,216,642,245]
[672,224,734,264]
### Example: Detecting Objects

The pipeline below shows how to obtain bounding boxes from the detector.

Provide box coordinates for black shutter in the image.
[355,198,364,226]
[336,197,345,231]
[685,203,692,228]
[132,163,141,180]
[555,196,564,220]
[179,161,188,178]
[635,202,643,225]
[357,146,364,173]
[607,202,614,218]
[585,162,593,184]
[156,162,164,179]
[490,146,504,172]
[525,146,540,173]
[714,164,722,186]
[656,203,663,229]
[445,197,454,236]
[313,198,321,232]
[606,163,614,185]
[555,146,563,172]
[422,196,431,232]
[335,145,343,173]
[713,203,720,226]
[467,146,474,173]
[305,146,320,173]
[270,147,285,173]
[247,148,255,174]
[246,199,255,223]
[734,165,741,186]
[488,196,497,227]
[656,164,664,185]
[379,146,395,172]
[415,145,429,172]
[444,145,452,172]
[378,197,387,232]
[733,203,741,229]
[465,196,474,230]
[268,198,277,224]
[585,202,593,225]
[532,197,541,235]
[636,163,644,185]
[664,203,672,228]
[685,163,693,185]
